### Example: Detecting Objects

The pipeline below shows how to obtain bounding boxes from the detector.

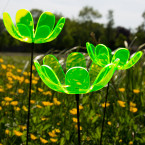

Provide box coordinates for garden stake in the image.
[76,94,81,145]
[26,42,34,145]
[100,82,110,145]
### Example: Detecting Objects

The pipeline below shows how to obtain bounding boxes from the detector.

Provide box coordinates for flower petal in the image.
[35,11,55,33]
[111,48,130,69]
[16,9,34,40]
[43,54,65,84]
[90,63,116,92]
[42,17,65,43]
[65,67,90,94]
[34,60,64,93]
[66,52,86,71]
[3,12,22,40]
[86,42,96,62]
[122,51,143,69]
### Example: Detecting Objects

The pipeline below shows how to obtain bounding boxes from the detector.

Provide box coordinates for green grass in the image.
[0,52,145,145]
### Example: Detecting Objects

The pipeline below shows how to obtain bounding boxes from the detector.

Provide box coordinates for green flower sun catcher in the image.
[3,9,65,43]
[34,52,120,94]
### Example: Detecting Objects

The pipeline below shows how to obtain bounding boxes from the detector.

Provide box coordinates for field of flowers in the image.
[0,51,145,145]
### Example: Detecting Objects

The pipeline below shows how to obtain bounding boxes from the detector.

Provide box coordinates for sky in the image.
[0,0,145,30]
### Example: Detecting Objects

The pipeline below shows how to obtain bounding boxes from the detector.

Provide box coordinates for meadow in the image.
[0,50,145,145]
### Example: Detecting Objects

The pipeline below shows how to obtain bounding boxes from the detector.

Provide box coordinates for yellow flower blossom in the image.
[107,121,112,125]
[7,77,13,81]
[101,102,110,108]
[42,101,53,106]
[53,98,61,105]
[25,79,30,84]
[18,89,24,94]
[130,102,136,107]
[19,125,26,130]
[31,89,34,93]
[30,134,37,140]
[72,117,78,123]
[0,88,4,92]
[23,72,28,76]
[75,125,82,130]
[5,129,9,135]
[40,137,48,144]
[32,80,38,84]
[130,107,138,113]
[32,65,35,70]
[79,105,83,110]
[117,100,126,107]
[10,101,18,106]
[119,139,122,143]
[55,129,60,133]
[30,100,35,104]
[38,88,43,92]
[50,138,58,142]
[41,117,49,121]
[0,106,2,110]
[14,107,20,111]
[36,105,42,108]
[17,69,22,73]
[4,97,13,102]
[0,143,3,145]
[0,58,4,63]
[6,84,12,89]
[133,89,140,94]
[129,141,133,145]
[34,77,39,81]
[14,130,23,136]
[1,64,6,69]
[70,108,77,115]
[48,131,57,137]
[118,88,125,92]
[22,106,28,111]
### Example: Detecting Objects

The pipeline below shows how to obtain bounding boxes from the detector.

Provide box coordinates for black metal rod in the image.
[26,42,34,145]
[76,94,81,145]
[100,82,110,145]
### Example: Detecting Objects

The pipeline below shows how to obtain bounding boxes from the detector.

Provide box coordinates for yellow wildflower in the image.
[107,121,112,126]
[101,102,110,108]
[41,117,49,121]
[25,79,30,84]
[36,105,42,108]
[19,125,26,130]
[14,107,20,111]
[22,106,28,111]
[30,100,35,104]
[130,107,138,113]
[18,89,24,94]
[38,88,43,92]
[42,101,53,106]
[31,89,34,93]
[23,72,28,76]
[10,101,18,106]
[79,105,83,110]
[17,69,22,73]
[118,88,125,92]
[117,100,126,107]
[50,138,58,142]
[32,65,35,70]
[0,58,4,63]
[55,129,60,133]
[30,134,37,140]
[0,143,3,145]
[7,77,13,81]
[70,108,77,115]
[119,139,122,143]
[133,89,140,94]
[14,130,23,136]
[40,137,48,144]
[34,77,39,81]
[129,141,133,145]
[0,88,4,92]
[5,129,9,135]
[75,125,82,130]
[6,84,12,89]
[48,131,57,137]
[32,80,38,84]
[0,106,2,110]
[72,117,78,123]
[1,64,6,69]
[130,102,136,107]
[53,98,61,105]
[4,97,13,102]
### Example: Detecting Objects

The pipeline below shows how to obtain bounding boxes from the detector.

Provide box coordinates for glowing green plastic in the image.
[3,9,65,43]
[86,42,143,70]
[34,52,119,94]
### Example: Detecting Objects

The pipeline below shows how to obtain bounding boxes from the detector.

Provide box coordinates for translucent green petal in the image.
[89,62,103,85]
[95,44,110,67]
[122,51,143,70]
[35,11,55,33]
[86,42,96,62]
[42,17,65,43]
[65,67,90,94]
[43,54,65,84]
[16,9,34,40]
[66,52,86,71]
[90,63,116,92]
[34,60,65,93]
[111,48,130,69]
[3,12,22,40]
[34,25,50,43]
[16,24,32,43]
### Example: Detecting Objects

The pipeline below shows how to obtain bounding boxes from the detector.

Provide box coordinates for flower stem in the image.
[76,94,81,145]
[26,42,34,145]
[100,82,110,145]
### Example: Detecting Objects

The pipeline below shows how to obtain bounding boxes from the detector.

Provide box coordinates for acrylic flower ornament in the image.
[3,9,65,43]
[34,52,119,94]
[86,42,143,70]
